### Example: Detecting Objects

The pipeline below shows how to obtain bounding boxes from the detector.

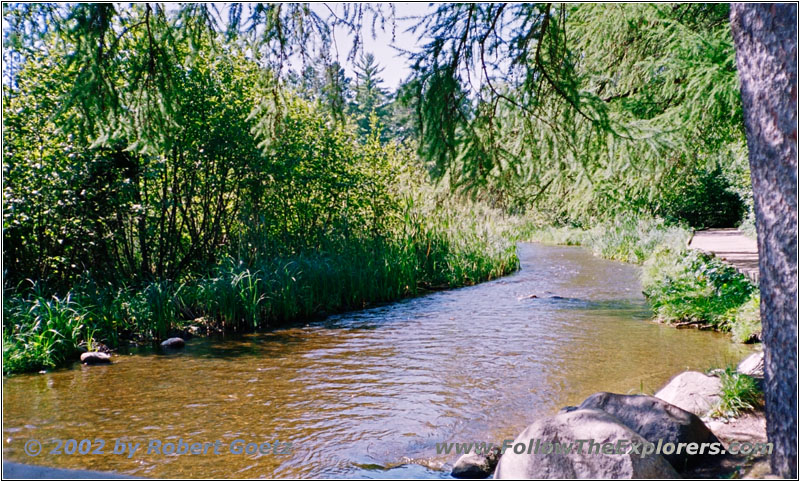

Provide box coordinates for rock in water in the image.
[80,352,111,365]
[452,446,500,479]
[161,337,185,349]
[493,408,678,479]
[737,351,764,378]
[655,371,722,416]
[577,392,719,471]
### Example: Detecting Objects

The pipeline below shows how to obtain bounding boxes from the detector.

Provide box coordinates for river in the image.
[2,243,752,478]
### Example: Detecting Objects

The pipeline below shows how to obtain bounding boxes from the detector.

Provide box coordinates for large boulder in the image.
[451,446,500,479]
[578,392,718,471]
[160,337,185,349]
[655,371,722,416]
[737,351,764,378]
[80,352,111,365]
[494,409,679,479]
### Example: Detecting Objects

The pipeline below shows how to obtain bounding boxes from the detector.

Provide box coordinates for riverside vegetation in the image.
[523,218,761,344]
[2,4,761,377]
[3,94,521,373]
[2,22,523,374]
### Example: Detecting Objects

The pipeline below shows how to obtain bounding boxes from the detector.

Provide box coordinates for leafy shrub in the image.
[642,247,757,328]
[654,164,746,229]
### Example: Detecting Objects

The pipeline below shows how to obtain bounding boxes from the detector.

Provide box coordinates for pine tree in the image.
[351,52,389,138]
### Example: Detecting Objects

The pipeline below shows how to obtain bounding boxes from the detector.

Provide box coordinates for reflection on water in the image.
[3,244,752,478]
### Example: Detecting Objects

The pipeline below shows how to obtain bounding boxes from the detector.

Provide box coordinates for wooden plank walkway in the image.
[688,228,759,281]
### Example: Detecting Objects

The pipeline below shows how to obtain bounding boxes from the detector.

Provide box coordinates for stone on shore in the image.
[494,408,679,479]
[80,351,111,364]
[737,351,764,378]
[577,392,719,471]
[655,371,722,416]
[161,337,185,349]
[452,446,500,479]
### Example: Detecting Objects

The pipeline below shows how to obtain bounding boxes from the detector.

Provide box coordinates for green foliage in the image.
[584,219,690,264]
[711,366,763,418]
[642,248,757,329]
[3,288,86,374]
[730,293,762,344]
[410,3,751,227]
[652,164,746,228]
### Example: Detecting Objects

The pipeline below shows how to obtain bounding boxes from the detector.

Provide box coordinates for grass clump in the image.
[728,293,761,343]
[584,218,690,264]
[523,217,690,264]
[711,366,763,418]
[3,290,87,374]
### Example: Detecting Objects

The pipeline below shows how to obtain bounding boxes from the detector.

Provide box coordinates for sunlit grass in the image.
[710,366,763,418]
[3,200,520,374]
[3,289,87,374]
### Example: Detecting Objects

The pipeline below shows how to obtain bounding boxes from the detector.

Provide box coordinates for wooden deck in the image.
[688,228,759,281]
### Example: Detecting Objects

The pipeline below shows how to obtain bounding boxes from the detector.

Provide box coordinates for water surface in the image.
[3,244,753,478]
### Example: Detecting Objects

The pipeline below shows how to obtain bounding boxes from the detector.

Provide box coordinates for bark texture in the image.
[730,4,798,478]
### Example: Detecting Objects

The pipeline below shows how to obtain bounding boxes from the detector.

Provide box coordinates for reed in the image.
[4,194,520,374]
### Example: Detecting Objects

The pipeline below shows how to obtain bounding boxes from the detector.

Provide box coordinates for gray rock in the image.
[160,337,185,349]
[80,352,111,365]
[737,351,764,378]
[452,446,500,479]
[655,371,722,416]
[493,408,678,479]
[578,392,719,471]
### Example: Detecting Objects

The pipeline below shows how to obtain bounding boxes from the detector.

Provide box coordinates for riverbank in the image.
[522,217,762,343]
[4,243,751,478]
[3,198,525,376]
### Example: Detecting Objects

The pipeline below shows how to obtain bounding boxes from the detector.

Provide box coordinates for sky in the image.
[311,2,434,90]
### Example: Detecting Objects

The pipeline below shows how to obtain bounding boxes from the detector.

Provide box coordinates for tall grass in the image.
[3,289,87,374]
[183,207,519,333]
[3,198,519,374]
[711,366,763,418]
[522,217,690,263]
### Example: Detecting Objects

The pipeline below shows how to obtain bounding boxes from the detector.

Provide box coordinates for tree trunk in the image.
[730,4,797,478]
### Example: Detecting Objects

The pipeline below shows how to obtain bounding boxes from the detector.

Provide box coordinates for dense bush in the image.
[2,27,521,374]
[642,247,757,329]
[653,165,746,229]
